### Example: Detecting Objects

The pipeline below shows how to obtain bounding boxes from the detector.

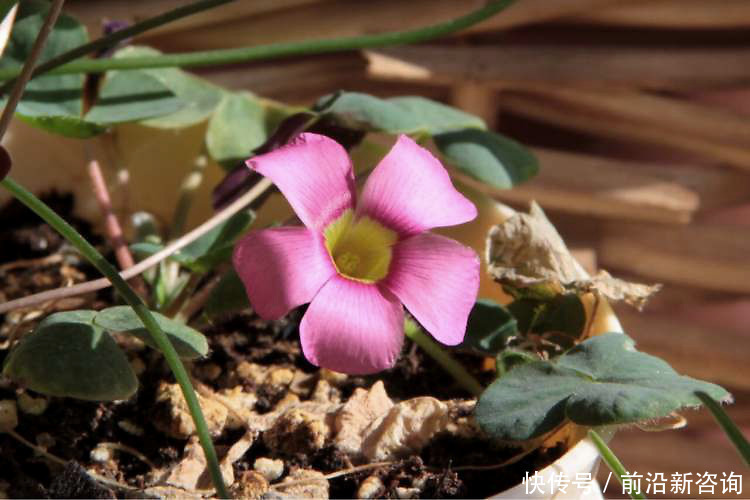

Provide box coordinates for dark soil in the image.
[0,193,567,499]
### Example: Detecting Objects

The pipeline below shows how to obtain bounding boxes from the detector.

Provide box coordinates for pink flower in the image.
[233,133,480,374]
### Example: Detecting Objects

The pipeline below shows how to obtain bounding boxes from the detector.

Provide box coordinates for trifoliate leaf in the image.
[475,333,731,441]
[206,92,268,169]
[94,306,208,359]
[316,91,486,135]
[2,311,137,401]
[434,128,538,189]
[85,70,182,124]
[113,46,224,128]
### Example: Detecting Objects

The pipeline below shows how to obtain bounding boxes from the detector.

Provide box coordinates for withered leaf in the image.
[486,202,660,309]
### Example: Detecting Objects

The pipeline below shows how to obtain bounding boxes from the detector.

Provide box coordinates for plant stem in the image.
[589,429,646,500]
[0,176,229,499]
[0,0,237,93]
[0,0,65,139]
[696,391,750,466]
[0,1,514,80]
[404,319,484,397]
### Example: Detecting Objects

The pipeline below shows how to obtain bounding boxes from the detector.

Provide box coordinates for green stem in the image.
[404,318,484,397]
[696,391,750,466]
[0,1,514,80]
[0,0,237,92]
[0,176,229,499]
[589,429,646,500]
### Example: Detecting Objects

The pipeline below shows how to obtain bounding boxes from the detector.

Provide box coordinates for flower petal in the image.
[384,233,480,345]
[233,227,335,320]
[358,134,477,236]
[300,275,404,374]
[247,133,356,231]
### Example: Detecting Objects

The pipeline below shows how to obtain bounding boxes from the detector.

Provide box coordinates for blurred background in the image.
[44,1,750,496]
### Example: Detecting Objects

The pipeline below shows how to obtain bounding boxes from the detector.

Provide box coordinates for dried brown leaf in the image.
[486,202,660,308]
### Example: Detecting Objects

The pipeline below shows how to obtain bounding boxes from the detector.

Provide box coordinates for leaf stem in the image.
[0,0,237,92]
[0,1,514,80]
[0,0,65,139]
[404,318,484,397]
[696,391,750,466]
[0,176,229,499]
[588,429,646,500]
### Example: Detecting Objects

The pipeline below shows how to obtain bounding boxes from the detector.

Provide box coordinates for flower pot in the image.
[492,436,605,499]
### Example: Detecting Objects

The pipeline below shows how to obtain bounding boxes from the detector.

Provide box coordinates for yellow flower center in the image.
[323,209,397,283]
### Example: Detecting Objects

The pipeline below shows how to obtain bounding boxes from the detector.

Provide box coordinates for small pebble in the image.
[17,392,48,416]
[253,457,284,481]
[267,367,294,387]
[357,475,384,498]
[90,445,112,463]
[395,486,420,499]
[274,393,300,411]
[0,400,18,432]
[237,361,267,385]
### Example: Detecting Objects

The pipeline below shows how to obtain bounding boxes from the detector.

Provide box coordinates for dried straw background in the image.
[63,1,750,496]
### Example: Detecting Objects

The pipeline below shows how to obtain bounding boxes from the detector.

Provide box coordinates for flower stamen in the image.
[324,209,397,283]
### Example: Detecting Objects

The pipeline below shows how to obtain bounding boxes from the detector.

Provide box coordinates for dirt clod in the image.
[154,382,228,439]
[230,470,269,499]
[253,457,284,481]
[263,407,331,456]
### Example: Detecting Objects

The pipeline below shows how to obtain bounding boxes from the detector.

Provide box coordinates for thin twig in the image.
[324,462,395,480]
[0,5,18,56]
[449,446,537,471]
[0,178,272,314]
[97,442,158,470]
[0,253,62,272]
[270,462,396,490]
[0,0,65,141]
